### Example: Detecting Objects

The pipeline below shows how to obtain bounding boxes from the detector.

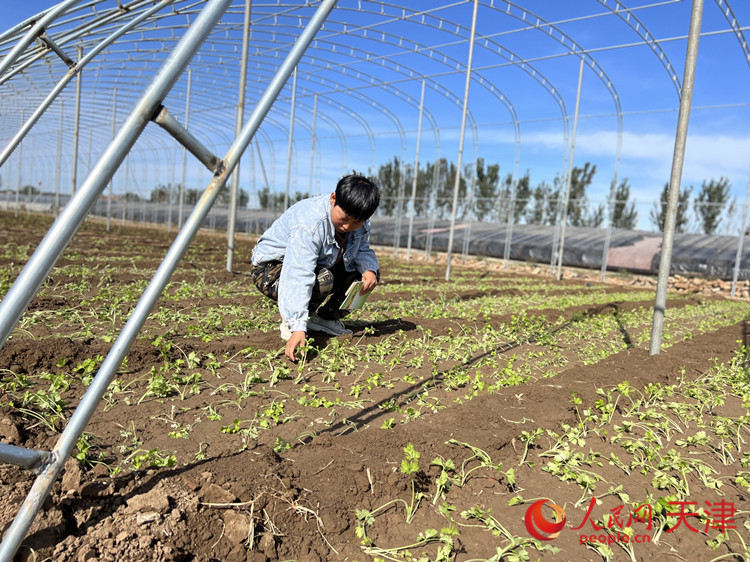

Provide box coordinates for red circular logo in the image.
[524,499,567,541]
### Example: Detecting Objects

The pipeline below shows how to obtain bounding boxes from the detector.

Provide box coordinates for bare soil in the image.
[0,211,748,561]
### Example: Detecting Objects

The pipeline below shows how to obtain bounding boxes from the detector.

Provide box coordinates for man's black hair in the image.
[334,174,380,221]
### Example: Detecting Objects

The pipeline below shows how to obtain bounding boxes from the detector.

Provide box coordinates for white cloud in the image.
[514,129,750,199]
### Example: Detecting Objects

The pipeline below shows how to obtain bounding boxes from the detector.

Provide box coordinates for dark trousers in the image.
[250,260,366,320]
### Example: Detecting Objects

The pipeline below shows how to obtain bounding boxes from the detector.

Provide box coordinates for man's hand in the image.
[361,270,378,293]
[285,331,306,362]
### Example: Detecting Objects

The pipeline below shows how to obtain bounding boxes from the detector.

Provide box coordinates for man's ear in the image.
[329,192,336,207]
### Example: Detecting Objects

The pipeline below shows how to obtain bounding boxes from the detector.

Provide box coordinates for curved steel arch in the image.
[596,0,681,96]
[316,4,571,134]
[715,0,750,69]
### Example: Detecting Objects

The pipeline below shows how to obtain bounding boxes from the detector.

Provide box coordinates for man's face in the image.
[329,193,365,234]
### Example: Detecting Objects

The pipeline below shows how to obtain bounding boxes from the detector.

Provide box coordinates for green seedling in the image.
[446,439,503,486]
[355,443,427,546]
[127,448,177,471]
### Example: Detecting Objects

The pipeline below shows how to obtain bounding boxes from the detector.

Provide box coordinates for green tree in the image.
[402,161,434,218]
[22,184,40,197]
[376,156,406,217]
[216,186,249,207]
[185,188,202,205]
[425,158,465,220]
[472,158,500,221]
[149,183,173,203]
[424,158,448,219]
[495,173,513,223]
[586,205,605,228]
[257,187,305,211]
[610,179,638,229]
[512,172,531,222]
[257,186,280,210]
[650,183,692,232]
[694,177,730,234]
[526,181,559,225]
[559,162,602,227]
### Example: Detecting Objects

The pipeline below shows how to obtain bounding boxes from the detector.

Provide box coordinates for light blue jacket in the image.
[251,194,379,333]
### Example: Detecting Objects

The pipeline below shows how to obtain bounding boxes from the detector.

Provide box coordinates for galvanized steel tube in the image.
[71,45,83,195]
[153,106,221,173]
[283,65,298,211]
[179,69,193,231]
[106,88,117,231]
[556,56,585,281]
[54,101,63,217]
[308,94,318,197]
[731,170,750,297]
[0,0,233,349]
[406,80,425,262]
[227,0,252,271]
[0,444,52,472]
[0,2,238,557]
[649,0,704,355]
[0,0,81,78]
[0,0,174,168]
[445,0,478,281]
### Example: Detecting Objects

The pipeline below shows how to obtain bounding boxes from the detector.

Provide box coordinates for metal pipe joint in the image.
[151,105,223,173]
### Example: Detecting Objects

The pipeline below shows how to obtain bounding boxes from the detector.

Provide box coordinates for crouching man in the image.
[250,174,381,362]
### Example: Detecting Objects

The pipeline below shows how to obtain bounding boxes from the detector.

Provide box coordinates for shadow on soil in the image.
[298,302,630,447]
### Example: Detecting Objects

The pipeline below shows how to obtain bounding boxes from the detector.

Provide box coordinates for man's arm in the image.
[278,225,321,361]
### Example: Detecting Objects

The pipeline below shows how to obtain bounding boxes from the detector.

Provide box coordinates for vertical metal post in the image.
[250,142,256,203]
[14,114,23,218]
[550,189,562,274]
[730,169,750,297]
[600,114,623,281]
[461,167,477,264]
[406,80,425,262]
[308,93,317,197]
[25,136,34,216]
[54,101,64,217]
[392,145,407,257]
[650,0,704,355]
[106,88,117,231]
[179,68,192,231]
[227,0,252,271]
[167,143,177,233]
[3,163,9,211]
[502,119,521,269]
[425,157,440,258]
[122,154,130,226]
[86,126,93,176]
[71,45,83,196]
[600,177,618,280]
[445,0,478,281]
[556,56,584,281]
[283,65,298,211]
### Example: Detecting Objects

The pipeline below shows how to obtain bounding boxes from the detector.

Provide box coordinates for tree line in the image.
[142,184,250,208]
[146,185,306,212]
[375,157,736,235]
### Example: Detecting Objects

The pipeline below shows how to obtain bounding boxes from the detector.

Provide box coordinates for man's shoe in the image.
[307,314,353,336]
[279,322,292,341]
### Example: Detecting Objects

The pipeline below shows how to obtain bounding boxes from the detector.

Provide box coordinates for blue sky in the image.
[3,1,750,232]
